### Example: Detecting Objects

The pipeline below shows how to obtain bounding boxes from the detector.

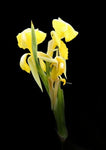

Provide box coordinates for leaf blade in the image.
[28,56,43,92]
[31,21,43,91]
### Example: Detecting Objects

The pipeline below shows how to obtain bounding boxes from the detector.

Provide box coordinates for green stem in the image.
[53,84,68,142]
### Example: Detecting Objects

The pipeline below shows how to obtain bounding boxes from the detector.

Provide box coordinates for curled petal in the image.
[50,32,68,59]
[56,56,66,76]
[47,40,59,57]
[50,56,66,81]
[59,41,68,60]
[20,53,30,73]
[37,51,57,64]
[51,31,61,47]
[39,59,46,72]
[52,18,67,39]
[52,18,78,42]
[64,24,78,42]
[60,78,66,85]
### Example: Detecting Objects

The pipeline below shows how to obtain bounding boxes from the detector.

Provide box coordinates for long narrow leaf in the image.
[31,21,38,66]
[31,22,43,91]
[31,22,49,94]
[28,56,43,92]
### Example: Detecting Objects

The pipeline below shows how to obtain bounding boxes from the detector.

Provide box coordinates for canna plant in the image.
[16,18,78,141]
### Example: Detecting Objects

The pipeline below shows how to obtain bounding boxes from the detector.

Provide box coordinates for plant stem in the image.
[53,84,68,142]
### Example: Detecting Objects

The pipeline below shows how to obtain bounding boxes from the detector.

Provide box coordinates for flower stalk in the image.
[54,83,68,141]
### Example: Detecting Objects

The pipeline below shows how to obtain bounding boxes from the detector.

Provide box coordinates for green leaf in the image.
[31,21,49,94]
[30,21,43,91]
[31,21,39,67]
[28,56,43,92]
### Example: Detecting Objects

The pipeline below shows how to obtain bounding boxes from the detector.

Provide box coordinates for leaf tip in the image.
[31,20,34,29]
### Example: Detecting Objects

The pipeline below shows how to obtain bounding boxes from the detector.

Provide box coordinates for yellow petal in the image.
[50,31,68,60]
[52,18,67,39]
[16,28,46,52]
[64,24,78,42]
[35,29,47,44]
[37,51,57,64]
[56,56,66,76]
[64,59,67,78]
[39,59,46,72]
[60,78,66,85]
[47,40,58,57]
[28,56,43,92]
[59,41,68,60]
[52,18,78,42]
[51,31,61,47]
[50,56,66,81]
[20,53,30,73]
[17,28,32,51]
[47,40,54,57]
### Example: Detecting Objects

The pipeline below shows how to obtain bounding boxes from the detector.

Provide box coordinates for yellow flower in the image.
[50,30,68,60]
[16,28,47,91]
[17,19,78,88]
[52,17,78,42]
[49,18,78,60]
[16,28,46,73]
[37,52,66,85]
[17,28,46,52]
[50,56,66,84]
[17,20,78,140]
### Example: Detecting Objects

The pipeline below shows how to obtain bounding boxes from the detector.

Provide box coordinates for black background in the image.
[2,1,105,150]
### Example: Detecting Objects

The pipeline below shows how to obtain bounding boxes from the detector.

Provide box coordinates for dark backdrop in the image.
[3,1,105,150]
